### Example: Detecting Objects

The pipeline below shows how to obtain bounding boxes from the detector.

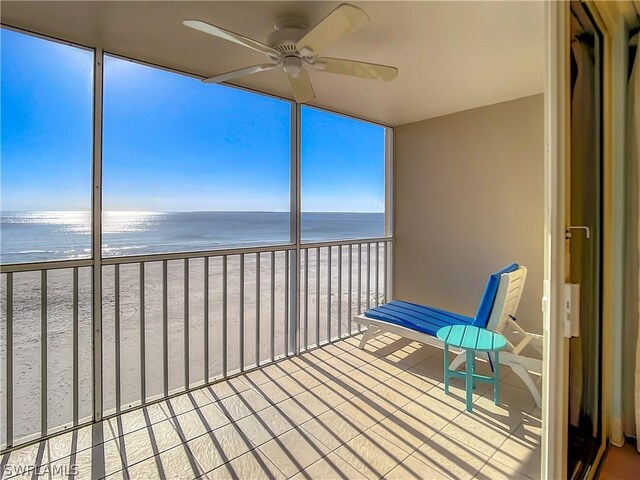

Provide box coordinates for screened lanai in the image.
[1,2,546,479]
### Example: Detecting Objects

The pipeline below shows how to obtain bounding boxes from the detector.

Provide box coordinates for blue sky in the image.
[1,28,385,213]
[1,28,93,211]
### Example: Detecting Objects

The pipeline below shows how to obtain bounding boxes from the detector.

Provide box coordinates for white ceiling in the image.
[1,1,544,126]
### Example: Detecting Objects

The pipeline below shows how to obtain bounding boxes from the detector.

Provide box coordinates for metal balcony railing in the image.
[0,238,391,451]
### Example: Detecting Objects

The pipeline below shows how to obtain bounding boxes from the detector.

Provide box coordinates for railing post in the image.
[203,257,209,384]
[357,244,362,331]
[270,252,275,362]
[366,243,371,310]
[327,247,331,343]
[255,253,260,367]
[239,254,245,371]
[92,47,104,423]
[162,260,169,397]
[73,267,79,425]
[115,265,121,412]
[140,262,146,404]
[338,245,342,339]
[5,273,13,448]
[383,242,388,304]
[184,259,190,390]
[304,248,309,351]
[315,248,320,346]
[375,242,380,306]
[222,256,228,377]
[41,271,48,435]
[348,246,353,335]
[284,251,289,357]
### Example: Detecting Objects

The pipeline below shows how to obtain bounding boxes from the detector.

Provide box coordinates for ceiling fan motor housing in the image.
[267,15,309,55]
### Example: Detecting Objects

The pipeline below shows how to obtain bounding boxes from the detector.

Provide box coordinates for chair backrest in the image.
[485,266,528,332]
[472,263,520,327]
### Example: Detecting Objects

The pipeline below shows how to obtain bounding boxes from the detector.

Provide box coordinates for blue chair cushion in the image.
[472,263,519,327]
[363,300,474,337]
[363,263,520,335]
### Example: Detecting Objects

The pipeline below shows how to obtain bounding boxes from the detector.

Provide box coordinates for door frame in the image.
[589,0,639,466]
[542,1,633,478]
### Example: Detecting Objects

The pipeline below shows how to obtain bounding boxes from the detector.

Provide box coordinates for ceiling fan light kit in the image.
[283,56,303,78]
[183,3,398,103]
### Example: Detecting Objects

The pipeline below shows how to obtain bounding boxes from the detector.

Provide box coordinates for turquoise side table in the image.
[436,325,507,412]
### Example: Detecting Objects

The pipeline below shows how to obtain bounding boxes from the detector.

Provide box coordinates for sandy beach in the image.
[0,244,387,446]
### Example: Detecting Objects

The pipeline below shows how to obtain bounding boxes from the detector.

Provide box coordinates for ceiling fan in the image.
[183,3,398,103]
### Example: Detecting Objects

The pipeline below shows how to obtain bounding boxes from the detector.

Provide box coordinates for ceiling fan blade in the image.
[296,4,369,56]
[184,20,280,60]
[287,70,315,103]
[202,63,280,84]
[313,57,398,82]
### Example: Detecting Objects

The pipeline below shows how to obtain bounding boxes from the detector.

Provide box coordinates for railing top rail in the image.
[0,237,393,273]
[0,258,93,274]
[301,237,392,249]
[101,243,297,265]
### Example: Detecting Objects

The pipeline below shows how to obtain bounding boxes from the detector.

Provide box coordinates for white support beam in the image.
[541,1,570,478]
[92,48,104,424]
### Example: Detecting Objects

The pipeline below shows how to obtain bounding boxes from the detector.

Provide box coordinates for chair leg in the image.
[449,351,466,371]
[358,326,382,349]
[510,363,542,409]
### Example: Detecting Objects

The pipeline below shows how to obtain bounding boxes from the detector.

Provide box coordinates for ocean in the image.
[0,211,385,264]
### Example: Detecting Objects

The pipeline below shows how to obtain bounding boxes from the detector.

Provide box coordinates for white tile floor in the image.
[0,333,541,479]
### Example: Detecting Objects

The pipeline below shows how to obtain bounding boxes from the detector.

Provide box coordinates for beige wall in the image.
[393,94,544,334]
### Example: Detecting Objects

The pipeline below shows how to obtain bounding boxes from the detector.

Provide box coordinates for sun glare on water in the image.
[102,211,167,234]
